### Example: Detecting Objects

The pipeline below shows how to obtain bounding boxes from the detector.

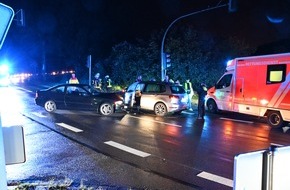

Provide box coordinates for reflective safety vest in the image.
[107,79,112,88]
[69,78,79,84]
[184,82,192,92]
[93,79,102,89]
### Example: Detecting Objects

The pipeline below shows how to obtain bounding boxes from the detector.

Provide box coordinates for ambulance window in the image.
[267,64,286,84]
[216,74,232,89]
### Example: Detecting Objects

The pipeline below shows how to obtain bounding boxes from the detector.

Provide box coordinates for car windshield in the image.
[170,85,186,94]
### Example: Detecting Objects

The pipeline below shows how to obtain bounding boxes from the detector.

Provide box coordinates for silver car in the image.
[124,81,188,116]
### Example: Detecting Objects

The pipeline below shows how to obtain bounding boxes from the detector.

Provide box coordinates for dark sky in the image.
[4,0,290,47]
[1,0,290,72]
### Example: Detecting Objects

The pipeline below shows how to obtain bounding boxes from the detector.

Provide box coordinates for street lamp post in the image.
[160,3,228,81]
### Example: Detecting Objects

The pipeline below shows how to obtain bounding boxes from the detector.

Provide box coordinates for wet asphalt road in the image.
[5,112,198,190]
[3,84,290,189]
[3,85,199,190]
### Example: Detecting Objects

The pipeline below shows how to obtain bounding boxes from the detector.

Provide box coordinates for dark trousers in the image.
[197,97,205,118]
[135,96,141,112]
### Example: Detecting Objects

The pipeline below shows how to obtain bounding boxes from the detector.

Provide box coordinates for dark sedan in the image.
[35,84,124,115]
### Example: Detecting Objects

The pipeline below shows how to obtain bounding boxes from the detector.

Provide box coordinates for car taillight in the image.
[169,95,179,103]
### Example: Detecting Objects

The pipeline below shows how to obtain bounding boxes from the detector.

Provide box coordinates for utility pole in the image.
[87,55,92,85]
[160,3,229,81]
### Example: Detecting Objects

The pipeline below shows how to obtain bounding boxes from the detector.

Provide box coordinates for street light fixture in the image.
[160,3,229,81]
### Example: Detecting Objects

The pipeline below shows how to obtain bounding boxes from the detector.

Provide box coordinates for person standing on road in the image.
[136,75,142,82]
[163,75,169,82]
[184,79,194,111]
[104,75,112,92]
[69,73,79,84]
[92,73,102,91]
[134,88,142,114]
[197,83,207,120]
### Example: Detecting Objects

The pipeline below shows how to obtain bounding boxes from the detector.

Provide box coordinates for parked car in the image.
[35,84,124,115]
[124,81,188,116]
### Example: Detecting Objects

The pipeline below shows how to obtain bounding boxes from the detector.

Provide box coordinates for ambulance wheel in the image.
[267,111,285,128]
[207,99,218,113]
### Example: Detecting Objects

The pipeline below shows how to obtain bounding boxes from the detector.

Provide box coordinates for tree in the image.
[96,24,256,89]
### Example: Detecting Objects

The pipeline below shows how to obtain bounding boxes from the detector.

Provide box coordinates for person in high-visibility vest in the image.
[69,73,79,84]
[104,75,112,92]
[184,79,194,110]
[92,73,102,91]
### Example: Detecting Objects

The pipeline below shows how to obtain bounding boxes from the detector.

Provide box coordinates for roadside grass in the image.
[8,179,138,190]
[8,178,95,190]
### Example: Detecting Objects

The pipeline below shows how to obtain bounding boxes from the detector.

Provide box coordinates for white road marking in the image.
[197,171,233,187]
[270,143,283,147]
[128,115,182,128]
[104,141,151,158]
[220,117,254,124]
[17,87,33,93]
[182,111,196,115]
[32,112,47,118]
[56,122,83,133]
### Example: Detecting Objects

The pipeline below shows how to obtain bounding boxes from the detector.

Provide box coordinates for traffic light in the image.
[165,53,171,68]
[228,0,238,12]
[16,9,25,27]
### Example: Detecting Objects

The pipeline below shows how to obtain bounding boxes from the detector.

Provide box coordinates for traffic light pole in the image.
[160,3,228,81]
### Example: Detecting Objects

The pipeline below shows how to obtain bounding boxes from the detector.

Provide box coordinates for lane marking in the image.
[32,112,47,118]
[104,141,151,158]
[17,87,34,93]
[182,111,196,115]
[56,122,83,133]
[197,171,233,187]
[128,115,182,128]
[220,117,254,124]
[270,143,283,147]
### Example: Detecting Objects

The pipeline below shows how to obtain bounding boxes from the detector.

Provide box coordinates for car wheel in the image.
[267,111,285,128]
[44,100,57,112]
[99,103,114,116]
[207,99,218,113]
[154,102,167,116]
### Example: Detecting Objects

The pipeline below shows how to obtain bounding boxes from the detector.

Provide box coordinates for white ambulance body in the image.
[205,53,290,128]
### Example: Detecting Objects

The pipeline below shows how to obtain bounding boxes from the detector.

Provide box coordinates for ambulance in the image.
[205,53,290,128]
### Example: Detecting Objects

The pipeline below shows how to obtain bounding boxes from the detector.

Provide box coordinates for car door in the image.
[44,86,66,109]
[141,83,161,110]
[64,86,93,110]
[124,82,138,107]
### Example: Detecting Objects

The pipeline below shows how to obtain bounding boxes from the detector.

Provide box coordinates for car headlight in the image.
[115,100,123,105]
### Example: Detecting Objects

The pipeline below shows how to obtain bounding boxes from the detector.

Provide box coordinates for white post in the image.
[0,114,7,189]
[87,55,92,85]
